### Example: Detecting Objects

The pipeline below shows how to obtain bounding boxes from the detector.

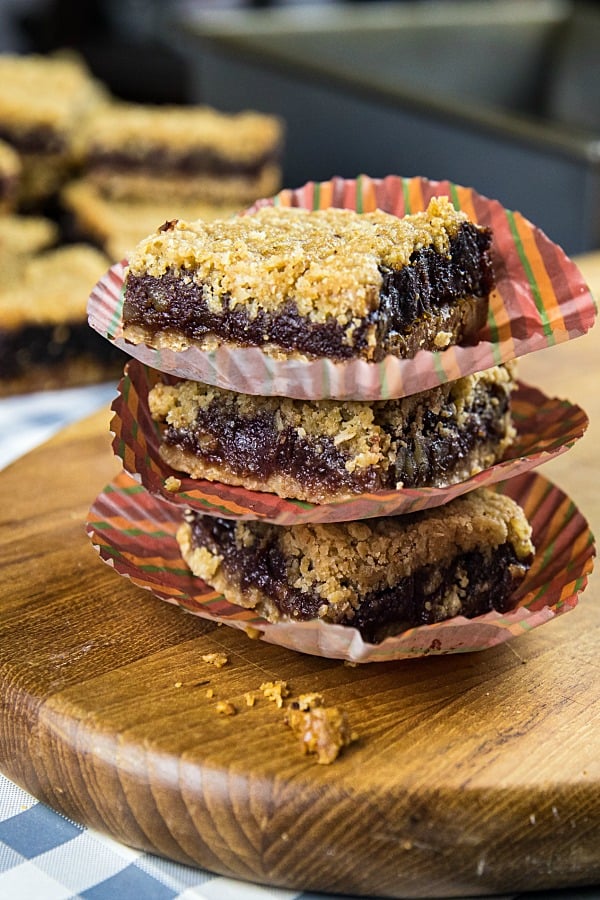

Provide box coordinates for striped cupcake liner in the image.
[109,357,588,525]
[86,469,595,663]
[87,174,596,401]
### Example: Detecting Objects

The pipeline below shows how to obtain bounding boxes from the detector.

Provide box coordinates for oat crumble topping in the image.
[127,197,467,324]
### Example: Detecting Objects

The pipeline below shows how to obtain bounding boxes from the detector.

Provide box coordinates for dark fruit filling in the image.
[0,323,123,379]
[188,514,528,643]
[87,146,281,178]
[161,384,509,492]
[123,222,493,361]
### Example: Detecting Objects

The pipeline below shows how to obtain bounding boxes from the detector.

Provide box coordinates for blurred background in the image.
[1,0,599,254]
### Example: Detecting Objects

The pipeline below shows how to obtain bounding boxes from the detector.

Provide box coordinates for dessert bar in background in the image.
[0,213,58,281]
[0,244,123,395]
[0,53,107,208]
[122,197,493,362]
[62,179,240,262]
[178,488,534,643]
[148,363,516,503]
[76,101,284,206]
[0,139,20,213]
[0,50,284,395]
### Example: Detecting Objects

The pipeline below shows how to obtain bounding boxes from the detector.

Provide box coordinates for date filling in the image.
[123,222,493,361]
[160,384,510,493]
[87,146,281,179]
[0,323,123,379]
[188,515,529,643]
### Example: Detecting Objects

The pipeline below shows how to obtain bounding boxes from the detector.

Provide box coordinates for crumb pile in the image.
[177,654,356,765]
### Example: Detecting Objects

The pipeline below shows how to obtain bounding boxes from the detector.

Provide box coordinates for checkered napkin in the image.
[1,774,570,900]
[0,775,310,899]
[0,383,117,471]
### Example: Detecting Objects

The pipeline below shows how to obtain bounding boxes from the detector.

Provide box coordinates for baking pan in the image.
[179,0,600,255]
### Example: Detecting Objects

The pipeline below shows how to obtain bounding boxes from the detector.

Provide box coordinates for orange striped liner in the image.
[512,209,563,334]
[357,174,378,212]
[406,176,425,214]
[86,468,595,663]
[451,183,477,221]
[112,358,588,526]
[318,178,334,209]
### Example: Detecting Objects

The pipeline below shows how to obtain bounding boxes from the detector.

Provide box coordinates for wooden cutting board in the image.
[0,255,599,898]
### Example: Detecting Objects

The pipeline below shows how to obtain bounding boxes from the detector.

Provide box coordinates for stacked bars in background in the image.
[0,52,284,395]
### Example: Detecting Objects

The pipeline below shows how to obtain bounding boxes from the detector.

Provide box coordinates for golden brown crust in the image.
[0,53,107,134]
[0,139,21,211]
[0,214,58,280]
[0,244,110,328]
[80,101,283,161]
[62,178,241,260]
[0,355,120,397]
[284,701,356,764]
[86,165,282,207]
[0,53,107,203]
[127,197,468,325]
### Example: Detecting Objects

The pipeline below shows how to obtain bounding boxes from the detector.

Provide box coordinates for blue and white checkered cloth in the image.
[1,388,598,900]
[0,383,117,472]
[0,774,306,900]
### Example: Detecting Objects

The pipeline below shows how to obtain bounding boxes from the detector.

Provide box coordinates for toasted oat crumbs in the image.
[260,680,290,708]
[202,652,228,668]
[284,696,356,765]
[127,197,467,323]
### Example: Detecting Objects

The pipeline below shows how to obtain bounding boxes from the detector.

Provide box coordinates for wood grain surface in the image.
[0,255,599,898]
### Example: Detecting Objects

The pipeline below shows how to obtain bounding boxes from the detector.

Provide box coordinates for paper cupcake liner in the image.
[87,174,596,401]
[86,469,595,663]
[109,358,588,525]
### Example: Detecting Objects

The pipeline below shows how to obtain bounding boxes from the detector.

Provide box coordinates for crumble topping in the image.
[201,651,229,668]
[0,53,106,135]
[126,197,469,324]
[0,244,109,328]
[62,178,240,260]
[260,680,290,708]
[277,490,533,612]
[178,489,534,628]
[0,214,57,261]
[79,101,283,162]
[284,696,356,764]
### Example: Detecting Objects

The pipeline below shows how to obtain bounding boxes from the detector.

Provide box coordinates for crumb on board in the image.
[245,626,262,640]
[293,692,324,711]
[164,475,182,492]
[284,697,357,765]
[202,652,229,668]
[195,667,356,762]
[260,680,290,708]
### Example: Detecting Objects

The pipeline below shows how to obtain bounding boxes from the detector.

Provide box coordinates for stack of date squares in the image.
[87,175,596,664]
